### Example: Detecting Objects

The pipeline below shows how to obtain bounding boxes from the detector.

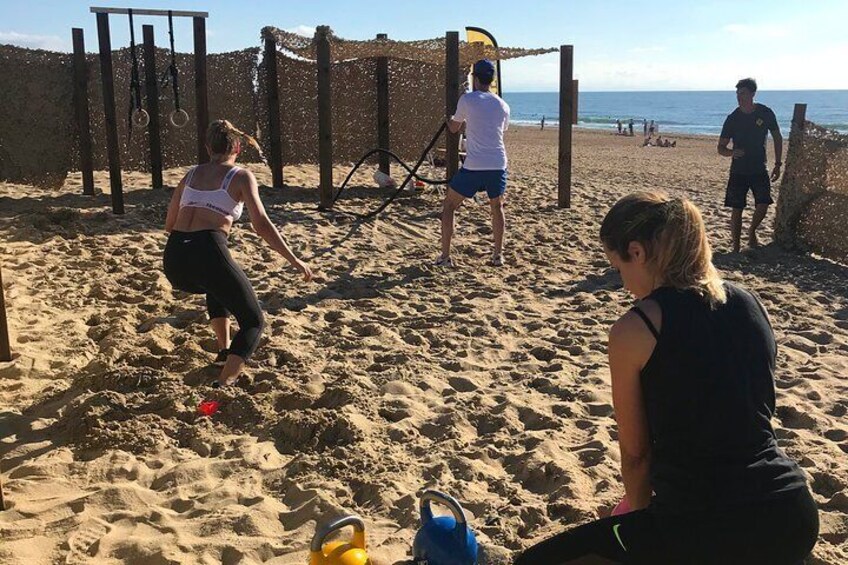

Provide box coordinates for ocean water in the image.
[502,90,848,136]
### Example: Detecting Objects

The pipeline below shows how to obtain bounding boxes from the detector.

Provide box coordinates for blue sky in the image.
[2,0,847,91]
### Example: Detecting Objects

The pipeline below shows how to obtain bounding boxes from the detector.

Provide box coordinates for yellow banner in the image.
[465,27,501,96]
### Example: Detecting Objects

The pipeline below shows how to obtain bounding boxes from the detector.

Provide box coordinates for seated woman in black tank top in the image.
[515,192,818,565]
[163,120,313,387]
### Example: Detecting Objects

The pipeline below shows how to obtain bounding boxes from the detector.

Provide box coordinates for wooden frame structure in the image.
[76,7,210,214]
[268,29,573,210]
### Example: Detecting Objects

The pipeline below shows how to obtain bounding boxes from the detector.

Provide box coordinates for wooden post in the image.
[791,103,807,138]
[264,35,284,188]
[71,28,95,196]
[572,79,579,125]
[0,265,11,363]
[142,25,163,189]
[193,16,209,164]
[376,33,390,175]
[558,45,574,209]
[316,26,334,209]
[445,31,460,179]
[96,13,125,214]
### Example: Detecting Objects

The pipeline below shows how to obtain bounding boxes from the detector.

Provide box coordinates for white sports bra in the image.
[179,166,244,222]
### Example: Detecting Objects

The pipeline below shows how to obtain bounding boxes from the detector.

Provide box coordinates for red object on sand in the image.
[198,400,221,417]
[611,497,631,516]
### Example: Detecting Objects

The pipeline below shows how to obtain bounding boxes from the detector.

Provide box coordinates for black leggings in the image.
[514,487,818,565]
[163,230,264,360]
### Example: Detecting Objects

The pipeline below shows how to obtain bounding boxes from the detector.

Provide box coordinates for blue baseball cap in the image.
[473,59,496,78]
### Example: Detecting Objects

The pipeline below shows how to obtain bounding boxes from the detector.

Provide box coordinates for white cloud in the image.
[285,25,315,38]
[0,31,68,51]
[722,23,791,39]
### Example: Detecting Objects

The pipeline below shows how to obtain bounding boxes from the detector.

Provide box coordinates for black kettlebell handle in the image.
[310,515,366,552]
[419,489,467,528]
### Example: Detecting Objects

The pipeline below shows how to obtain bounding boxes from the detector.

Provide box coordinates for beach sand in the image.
[0,128,846,564]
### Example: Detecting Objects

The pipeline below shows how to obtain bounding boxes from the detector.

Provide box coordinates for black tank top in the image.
[635,283,806,513]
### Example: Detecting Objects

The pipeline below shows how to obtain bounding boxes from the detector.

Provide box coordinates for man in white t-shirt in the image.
[435,59,511,267]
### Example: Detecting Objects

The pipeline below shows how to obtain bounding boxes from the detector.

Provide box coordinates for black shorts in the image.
[725,171,773,208]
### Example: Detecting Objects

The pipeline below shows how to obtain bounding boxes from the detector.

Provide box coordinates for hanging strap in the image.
[160,10,182,112]
[631,306,660,340]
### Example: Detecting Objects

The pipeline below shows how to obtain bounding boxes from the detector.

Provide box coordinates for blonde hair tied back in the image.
[206,119,267,165]
[600,191,727,306]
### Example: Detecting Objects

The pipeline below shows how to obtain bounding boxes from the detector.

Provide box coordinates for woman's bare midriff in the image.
[172,206,233,234]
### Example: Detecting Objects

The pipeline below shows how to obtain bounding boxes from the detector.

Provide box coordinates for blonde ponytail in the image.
[206,119,267,165]
[600,192,726,306]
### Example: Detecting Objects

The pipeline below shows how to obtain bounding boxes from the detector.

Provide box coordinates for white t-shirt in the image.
[452,90,510,170]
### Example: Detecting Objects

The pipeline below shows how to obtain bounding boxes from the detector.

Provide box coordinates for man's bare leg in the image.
[748,203,769,247]
[439,188,466,262]
[730,208,743,253]
[490,195,505,260]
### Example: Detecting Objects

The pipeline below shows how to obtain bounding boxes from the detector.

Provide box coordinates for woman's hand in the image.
[294,259,313,282]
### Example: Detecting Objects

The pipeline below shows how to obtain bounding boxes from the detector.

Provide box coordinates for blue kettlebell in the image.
[412,489,478,565]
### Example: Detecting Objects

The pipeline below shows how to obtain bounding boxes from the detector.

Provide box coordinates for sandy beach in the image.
[0,127,846,564]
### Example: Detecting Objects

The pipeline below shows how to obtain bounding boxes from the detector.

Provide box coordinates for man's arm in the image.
[447,118,465,135]
[770,127,783,181]
[447,94,467,134]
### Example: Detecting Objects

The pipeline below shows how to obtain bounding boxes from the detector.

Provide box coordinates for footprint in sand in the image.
[66,519,112,563]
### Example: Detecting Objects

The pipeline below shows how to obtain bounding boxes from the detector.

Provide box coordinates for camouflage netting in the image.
[0,45,75,188]
[257,51,446,165]
[261,26,557,66]
[775,120,848,263]
[86,46,261,172]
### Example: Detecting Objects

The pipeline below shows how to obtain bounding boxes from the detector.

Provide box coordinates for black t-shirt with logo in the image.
[720,103,779,174]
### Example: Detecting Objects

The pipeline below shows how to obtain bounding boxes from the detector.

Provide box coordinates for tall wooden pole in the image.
[558,45,574,209]
[0,265,11,363]
[316,26,334,209]
[445,31,460,179]
[193,16,209,164]
[142,25,163,189]
[95,13,125,214]
[71,28,95,196]
[376,33,390,176]
[264,35,284,188]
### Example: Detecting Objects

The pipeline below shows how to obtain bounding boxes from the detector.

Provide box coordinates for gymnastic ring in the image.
[132,108,150,128]
[169,109,190,128]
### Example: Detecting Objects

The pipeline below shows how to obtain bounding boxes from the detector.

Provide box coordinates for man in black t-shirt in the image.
[718,78,783,252]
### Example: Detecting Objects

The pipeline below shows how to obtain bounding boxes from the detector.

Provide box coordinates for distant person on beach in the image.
[437,59,510,267]
[649,120,655,135]
[628,119,634,136]
[515,192,818,565]
[718,77,783,252]
[540,115,546,130]
[163,120,312,387]
[643,119,648,137]
[617,119,623,134]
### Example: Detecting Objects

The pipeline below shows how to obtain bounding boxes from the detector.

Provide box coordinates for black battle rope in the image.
[160,10,187,126]
[126,8,147,141]
[330,121,449,219]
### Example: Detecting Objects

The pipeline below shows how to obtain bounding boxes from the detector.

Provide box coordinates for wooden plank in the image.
[264,35,284,187]
[558,45,573,209]
[316,26,334,209]
[71,28,95,196]
[791,103,807,136]
[445,31,460,179]
[142,25,163,189]
[193,17,209,164]
[96,12,125,214]
[90,7,208,18]
[376,33,390,175]
[0,265,11,363]
[572,79,579,125]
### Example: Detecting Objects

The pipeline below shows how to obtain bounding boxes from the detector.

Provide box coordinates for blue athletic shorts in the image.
[449,168,507,200]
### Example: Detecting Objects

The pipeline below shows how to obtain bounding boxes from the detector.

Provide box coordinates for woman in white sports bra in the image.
[164,120,312,387]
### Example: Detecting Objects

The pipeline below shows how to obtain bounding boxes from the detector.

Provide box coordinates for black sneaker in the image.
[213,348,229,366]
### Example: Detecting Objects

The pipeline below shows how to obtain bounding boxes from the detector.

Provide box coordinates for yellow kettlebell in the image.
[309,515,371,565]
